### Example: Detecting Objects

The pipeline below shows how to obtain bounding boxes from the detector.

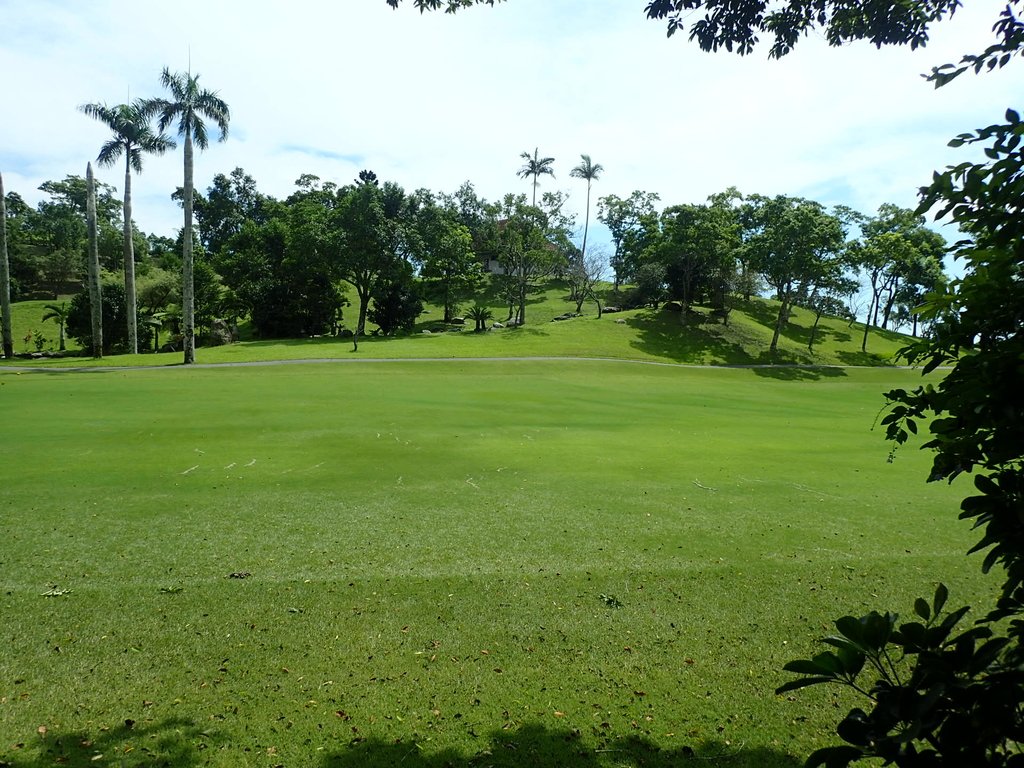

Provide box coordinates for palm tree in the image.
[516,148,555,207]
[150,67,229,364]
[467,304,493,332]
[0,171,13,359]
[41,301,70,351]
[569,154,604,262]
[79,100,175,355]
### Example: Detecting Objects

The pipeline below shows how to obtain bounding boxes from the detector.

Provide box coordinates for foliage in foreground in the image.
[779,110,1024,766]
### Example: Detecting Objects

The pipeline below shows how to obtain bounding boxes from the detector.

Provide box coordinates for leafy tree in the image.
[851,204,947,351]
[79,99,175,353]
[41,301,70,351]
[627,261,667,309]
[414,193,482,322]
[0,172,12,358]
[516,147,555,207]
[66,277,149,355]
[743,194,847,353]
[194,167,269,256]
[151,67,230,364]
[396,1,1020,87]
[368,263,423,334]
[651,201,739,324]
[331,177,412,338]
[597,190,660,290]
[569,154,603,264]
[493,194,567,325]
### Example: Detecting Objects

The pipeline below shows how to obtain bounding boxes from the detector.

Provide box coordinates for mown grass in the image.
[0,361,992,767]
[1,282,910,369]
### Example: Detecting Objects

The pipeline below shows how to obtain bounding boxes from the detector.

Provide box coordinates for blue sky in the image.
[0,0,1018,262]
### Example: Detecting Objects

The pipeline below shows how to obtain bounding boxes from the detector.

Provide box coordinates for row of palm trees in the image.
[517,148,604,268]
[78,67,229,363]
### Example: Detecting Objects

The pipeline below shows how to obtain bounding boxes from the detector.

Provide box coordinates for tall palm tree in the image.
[516,148,555,207]
[150,67,229,364]
[79,100,175,354]
[0,171,13,359]
[569,154,604,262]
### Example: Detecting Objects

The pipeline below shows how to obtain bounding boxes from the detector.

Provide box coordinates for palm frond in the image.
[96,139,125,168]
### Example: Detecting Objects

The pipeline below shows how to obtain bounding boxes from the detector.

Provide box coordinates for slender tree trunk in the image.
[123,160,138,354]
[357,285,370,336]
[580,181,591,260]
[182,132,196,364]
[769,296,789,353]
[86,163,104,357]
[861,294,875,353]
[809,310,823,353]
[0,171,13,359]
[881,277,899,330]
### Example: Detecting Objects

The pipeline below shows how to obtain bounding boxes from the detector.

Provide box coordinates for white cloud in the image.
[1,0,1017,253]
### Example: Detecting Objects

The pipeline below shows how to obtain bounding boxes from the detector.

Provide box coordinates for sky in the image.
[0,0,1019,262]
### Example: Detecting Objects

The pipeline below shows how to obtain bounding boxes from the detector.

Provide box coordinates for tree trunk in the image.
[0,171,13,359]
[124,160,138,354]
[861,293,875,353]
[769,297,789,353]
[809,310,823,353]
[881,277,899,330]
[580,182,591,260]
[357,285,370,336]
[86,163,103,358]
[182,132,196,364]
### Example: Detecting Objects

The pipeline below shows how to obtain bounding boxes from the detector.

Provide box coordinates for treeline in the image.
[2,167,946,356]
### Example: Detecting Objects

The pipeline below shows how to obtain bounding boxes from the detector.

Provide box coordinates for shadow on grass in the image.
[321,725,803,768]
[749,364,847,380]
[4,718,214,767]
[739,299,852,350]
[625,309,848,379]
[626,310,760,366]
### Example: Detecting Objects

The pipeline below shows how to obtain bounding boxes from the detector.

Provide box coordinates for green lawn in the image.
[0,361,992,767]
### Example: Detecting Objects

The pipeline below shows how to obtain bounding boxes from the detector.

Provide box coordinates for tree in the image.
[331,177,411,339]
[194,167,269,257]
[651,201,738,324]
[851,204,947,351]
[597,190,660,290]
[0,172,12,358]
[467,303,493,332]
[389,1,1020,88]
[414,193,482,322]
[743,195,847,353]
[79,100,175,354]
[516,148,555,207]
[41,301,70,351]
[66,277,145,355]
[150,67,230,364]
[567,247,607,316]
[493,194,566,325]
[368,262,423,334]
[569,154,603,264]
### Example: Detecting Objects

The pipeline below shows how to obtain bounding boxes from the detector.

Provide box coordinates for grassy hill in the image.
[0,281,912,368]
